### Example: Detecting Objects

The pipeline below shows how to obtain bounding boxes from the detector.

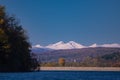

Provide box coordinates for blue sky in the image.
[0,0,120,46]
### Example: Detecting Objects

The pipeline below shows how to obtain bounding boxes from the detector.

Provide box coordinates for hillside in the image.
[35,47,120,63]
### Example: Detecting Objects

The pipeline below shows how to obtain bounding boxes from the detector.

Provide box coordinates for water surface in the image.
[0,71,120,80]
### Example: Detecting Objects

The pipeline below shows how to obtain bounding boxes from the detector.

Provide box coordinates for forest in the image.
[0,6,38,72]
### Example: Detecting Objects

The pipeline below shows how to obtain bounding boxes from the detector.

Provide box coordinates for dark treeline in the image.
[0,6,38,72]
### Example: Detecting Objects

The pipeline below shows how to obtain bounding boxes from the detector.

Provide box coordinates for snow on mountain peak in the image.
[68,41,78,45]
[89,43,98,47]
[68,41,76,43]
[46,41,65,49]
[54,41,65,45]
[66,41,85,48]
[32,41,120,50]
[32,44,43,48]
[89,43,120,48]
[46,41,85,50]
[100,43,120,48]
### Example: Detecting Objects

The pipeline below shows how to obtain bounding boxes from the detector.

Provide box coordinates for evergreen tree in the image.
[0,6,38,72]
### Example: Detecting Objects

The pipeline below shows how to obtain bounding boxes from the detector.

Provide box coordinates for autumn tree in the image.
[58,58,65,66]
[0,6,38,72]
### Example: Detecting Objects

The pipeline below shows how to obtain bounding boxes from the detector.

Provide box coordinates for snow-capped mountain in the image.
[46,41,86,50]
[89,43,99,47]
[89,43,120,48]
[100,43,120,48]
[32,41,120,51]
[32,44,43,48]
[31,44,52,53]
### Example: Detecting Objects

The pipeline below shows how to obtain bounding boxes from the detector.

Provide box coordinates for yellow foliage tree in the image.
[58,58,65,66]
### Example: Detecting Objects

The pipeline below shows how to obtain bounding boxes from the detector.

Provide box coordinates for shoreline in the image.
[40,67,120,71]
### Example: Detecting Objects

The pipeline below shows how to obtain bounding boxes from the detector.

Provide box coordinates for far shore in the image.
[40,67,120,71]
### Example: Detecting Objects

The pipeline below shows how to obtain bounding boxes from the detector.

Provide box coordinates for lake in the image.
[0,71,120,80]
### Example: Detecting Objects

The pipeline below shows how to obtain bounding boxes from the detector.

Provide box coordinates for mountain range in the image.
[31,41,120,64]
[32,41,120,50]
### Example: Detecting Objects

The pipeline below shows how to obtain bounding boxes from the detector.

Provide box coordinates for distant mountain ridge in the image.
[31,41,120,66]
[32,41,120,50]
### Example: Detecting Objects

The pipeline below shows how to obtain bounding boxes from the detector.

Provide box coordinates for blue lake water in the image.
[0,71,120,80]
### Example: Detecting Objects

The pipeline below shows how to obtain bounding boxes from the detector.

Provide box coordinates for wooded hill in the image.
[35,47,120,67]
